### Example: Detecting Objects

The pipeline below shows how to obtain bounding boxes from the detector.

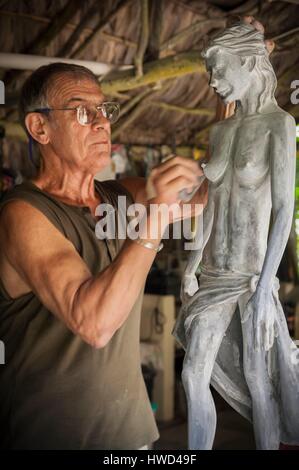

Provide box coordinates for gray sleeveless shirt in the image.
[0,180,158,449]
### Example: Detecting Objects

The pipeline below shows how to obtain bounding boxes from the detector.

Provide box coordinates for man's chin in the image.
[98,154,111,167]
[86,152,111,171]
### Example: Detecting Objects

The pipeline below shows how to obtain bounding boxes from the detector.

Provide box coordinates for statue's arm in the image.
[182,199,214,297]
[258,114,296,290]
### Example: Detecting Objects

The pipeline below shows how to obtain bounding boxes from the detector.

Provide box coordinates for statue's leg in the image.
[239,293,280,450]
[182,302,236,450]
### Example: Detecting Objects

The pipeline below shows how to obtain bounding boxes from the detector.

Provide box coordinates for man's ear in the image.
[240,56,255,72]
[25,113,50,145]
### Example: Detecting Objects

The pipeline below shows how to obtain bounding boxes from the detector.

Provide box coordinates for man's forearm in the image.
[71,213,165,348]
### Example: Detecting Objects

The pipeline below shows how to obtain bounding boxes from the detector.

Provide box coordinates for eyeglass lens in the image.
[77,103,120,126]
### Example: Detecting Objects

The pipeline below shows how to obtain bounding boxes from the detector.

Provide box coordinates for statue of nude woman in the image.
[173,21,299,450]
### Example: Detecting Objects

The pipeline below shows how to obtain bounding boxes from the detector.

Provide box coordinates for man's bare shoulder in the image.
[0,199,47,236]
[0,198,72,257]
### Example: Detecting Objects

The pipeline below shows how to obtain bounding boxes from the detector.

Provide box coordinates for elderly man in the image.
[0,62,205,450]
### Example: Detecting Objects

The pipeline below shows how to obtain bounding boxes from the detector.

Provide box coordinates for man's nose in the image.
[92,111,110,131]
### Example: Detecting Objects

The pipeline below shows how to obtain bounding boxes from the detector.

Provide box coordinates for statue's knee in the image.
[182,358,207,386]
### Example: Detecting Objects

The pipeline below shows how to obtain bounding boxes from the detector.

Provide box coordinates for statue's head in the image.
[202,22,277,108]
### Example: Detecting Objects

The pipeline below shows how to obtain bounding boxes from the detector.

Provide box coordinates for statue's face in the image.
[205,49,251,104]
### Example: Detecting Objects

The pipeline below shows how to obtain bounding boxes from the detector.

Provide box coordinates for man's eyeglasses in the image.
[28,102,120,125]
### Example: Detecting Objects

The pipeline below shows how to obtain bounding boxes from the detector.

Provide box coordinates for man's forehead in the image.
[48,74,104,104]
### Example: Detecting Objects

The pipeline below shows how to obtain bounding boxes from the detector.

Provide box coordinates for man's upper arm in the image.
[0,200,92,332]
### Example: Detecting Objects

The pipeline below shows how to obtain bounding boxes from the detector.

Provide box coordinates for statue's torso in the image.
[202,113,277,274]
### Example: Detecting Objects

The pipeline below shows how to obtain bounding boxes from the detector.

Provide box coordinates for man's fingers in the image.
[166,176,197,196]
[156,155,203,177]
[265,39,275,55]
[243,15,254,25]
[242,16,264,33]
[242,15,274,55]
[252,19,264,33]
[154,164,200,188]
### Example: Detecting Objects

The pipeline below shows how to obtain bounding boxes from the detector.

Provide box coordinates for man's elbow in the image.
[87,330,114,349]
[77,321,115,349]
[69,296,115,349]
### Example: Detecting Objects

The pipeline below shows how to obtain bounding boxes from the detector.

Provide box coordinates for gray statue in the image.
[173,22,299,450]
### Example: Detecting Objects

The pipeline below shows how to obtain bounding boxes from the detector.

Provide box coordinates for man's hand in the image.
[242,15,275,54]
[146,155,207,224]
[242,285,278,352]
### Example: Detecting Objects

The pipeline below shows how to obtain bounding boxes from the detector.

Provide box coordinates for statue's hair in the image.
[202,22,277,109]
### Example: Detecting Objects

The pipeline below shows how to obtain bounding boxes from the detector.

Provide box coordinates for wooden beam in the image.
[24,0,81,55]
[148,0,163,60]
[119,89,153,117]
[1,1,81,86]
[111,81,174,140]
[101,51,205,93]
[134,0,150,77]
[57,1,99,57]
[100,31,137,49]
[160,18,226,52]
[71,0,129,58]
[0,9,137,48]
[111,99,150,140]
[0,120,27,141]
[150,101,214,116]
[271,26,299,42]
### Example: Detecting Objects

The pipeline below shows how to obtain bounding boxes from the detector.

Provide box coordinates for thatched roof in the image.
[0,0,299,151]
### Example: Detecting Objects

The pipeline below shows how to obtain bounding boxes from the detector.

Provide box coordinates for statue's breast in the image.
[204,122,236,185]
[234,127,270,188]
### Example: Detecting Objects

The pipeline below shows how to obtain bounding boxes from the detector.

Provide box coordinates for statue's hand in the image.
[181,273,199,303]
[242,285,278,352]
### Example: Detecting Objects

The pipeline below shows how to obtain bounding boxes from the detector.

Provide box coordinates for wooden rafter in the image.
[0,10,137,49]
[119,89,153,117]
[111,81,174,140]
[24,0,81,55]
[134,0,150,77]
[101,51,205,93]
[148,0,163,60]
[71,0,130,58]
[160,18,226,52]
[1,1,81,86]
[58,1,99,57]
[111,100,150,140]
[150,101,214,116]
[271,26,299,42]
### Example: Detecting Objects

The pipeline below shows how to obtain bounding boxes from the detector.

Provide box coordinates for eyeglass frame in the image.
[26,101,120,126]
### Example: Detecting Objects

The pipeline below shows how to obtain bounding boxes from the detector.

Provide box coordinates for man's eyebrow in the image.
[64,97,85,105]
